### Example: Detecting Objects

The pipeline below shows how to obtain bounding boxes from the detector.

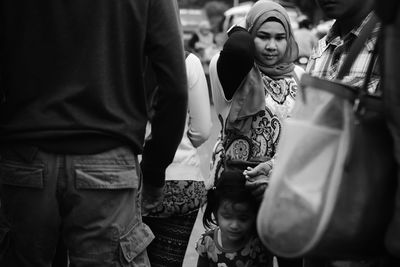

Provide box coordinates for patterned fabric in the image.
[142,212,198,267]
[143,180,207,218]
[223,74,297,162]
[208,71,298,187]
[142,180,206,266]
[195,228,273,267]
[306,12,381,95]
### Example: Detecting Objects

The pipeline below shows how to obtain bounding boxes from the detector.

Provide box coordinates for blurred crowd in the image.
[182,1,333,75]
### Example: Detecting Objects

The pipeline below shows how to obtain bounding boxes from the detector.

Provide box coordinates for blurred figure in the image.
[188,21,215,54]
[375,0,400,264]
[0,0,188,266]
[293,15,319,69]
[188,21,219,67]
[304,0,389,265]
[143,51,212,267]
[204,1,230,47]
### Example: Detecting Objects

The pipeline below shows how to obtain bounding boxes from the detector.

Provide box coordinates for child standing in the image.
[195,170,273,267]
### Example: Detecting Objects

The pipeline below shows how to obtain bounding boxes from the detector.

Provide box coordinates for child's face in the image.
[216,200,257,244]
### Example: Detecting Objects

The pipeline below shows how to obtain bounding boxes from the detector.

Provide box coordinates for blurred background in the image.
[179,0,335,102]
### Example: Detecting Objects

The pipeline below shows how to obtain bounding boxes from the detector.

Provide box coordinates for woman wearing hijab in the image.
[208,1,304,265]
[209,0,304,191]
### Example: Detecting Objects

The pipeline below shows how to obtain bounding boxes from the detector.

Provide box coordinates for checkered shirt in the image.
[306,12,381,96]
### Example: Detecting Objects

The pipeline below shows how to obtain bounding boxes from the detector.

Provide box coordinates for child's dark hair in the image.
[202,169,261,229]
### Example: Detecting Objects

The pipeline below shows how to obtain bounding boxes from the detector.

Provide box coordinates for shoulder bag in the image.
[256,14,397,260]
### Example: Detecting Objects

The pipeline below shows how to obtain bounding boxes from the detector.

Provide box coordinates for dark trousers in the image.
[0,146,152,267]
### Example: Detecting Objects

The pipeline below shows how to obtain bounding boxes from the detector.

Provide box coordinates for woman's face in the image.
[254,21,288,66]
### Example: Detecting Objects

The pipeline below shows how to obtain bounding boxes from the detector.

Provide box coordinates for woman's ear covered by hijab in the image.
[245,0,298,64]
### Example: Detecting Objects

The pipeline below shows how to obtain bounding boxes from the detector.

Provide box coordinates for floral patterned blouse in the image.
[195,228,273,267]
[222,73,298,162]
[206,52,303,189]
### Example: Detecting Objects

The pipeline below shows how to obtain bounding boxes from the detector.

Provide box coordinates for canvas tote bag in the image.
[257,14,397,260]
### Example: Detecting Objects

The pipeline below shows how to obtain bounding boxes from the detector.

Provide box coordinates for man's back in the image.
[1,0,187,160]
[0,2,188,265]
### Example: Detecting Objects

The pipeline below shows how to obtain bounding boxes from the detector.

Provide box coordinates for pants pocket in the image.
[75,164,138,190]
[119,222,154,267]
[0,159,44,259]
[0,160,44,189]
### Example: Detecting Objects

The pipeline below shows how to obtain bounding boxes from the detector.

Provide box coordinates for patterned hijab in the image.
[227,0,299,133]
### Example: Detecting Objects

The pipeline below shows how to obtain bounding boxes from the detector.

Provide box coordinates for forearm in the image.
[217,26,255,100]
[187,55,212,148]
[141,0,188,187]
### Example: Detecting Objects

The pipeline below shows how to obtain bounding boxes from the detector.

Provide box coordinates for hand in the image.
[243,161,272,200]
[245,174,269,201]
[243,161,272,179]
[141,183,164,216]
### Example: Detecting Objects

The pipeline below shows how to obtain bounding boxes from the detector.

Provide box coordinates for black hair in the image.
[265,16,285,28]
[202,169,261,230]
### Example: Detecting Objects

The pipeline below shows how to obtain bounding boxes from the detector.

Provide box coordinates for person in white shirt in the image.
[143,51,212,267]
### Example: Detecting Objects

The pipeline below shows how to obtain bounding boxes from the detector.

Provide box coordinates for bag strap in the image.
[335,14,382,115]
[336,14,379,80]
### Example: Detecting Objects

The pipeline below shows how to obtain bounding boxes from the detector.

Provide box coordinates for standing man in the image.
[0,0,188,266]
[305,0,382,266]
[307,0,380,94]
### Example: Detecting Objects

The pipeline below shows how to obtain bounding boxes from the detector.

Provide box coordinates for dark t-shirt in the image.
[1,0,188,186]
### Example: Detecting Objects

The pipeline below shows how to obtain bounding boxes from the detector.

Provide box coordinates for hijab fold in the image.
[227,0,299,133]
